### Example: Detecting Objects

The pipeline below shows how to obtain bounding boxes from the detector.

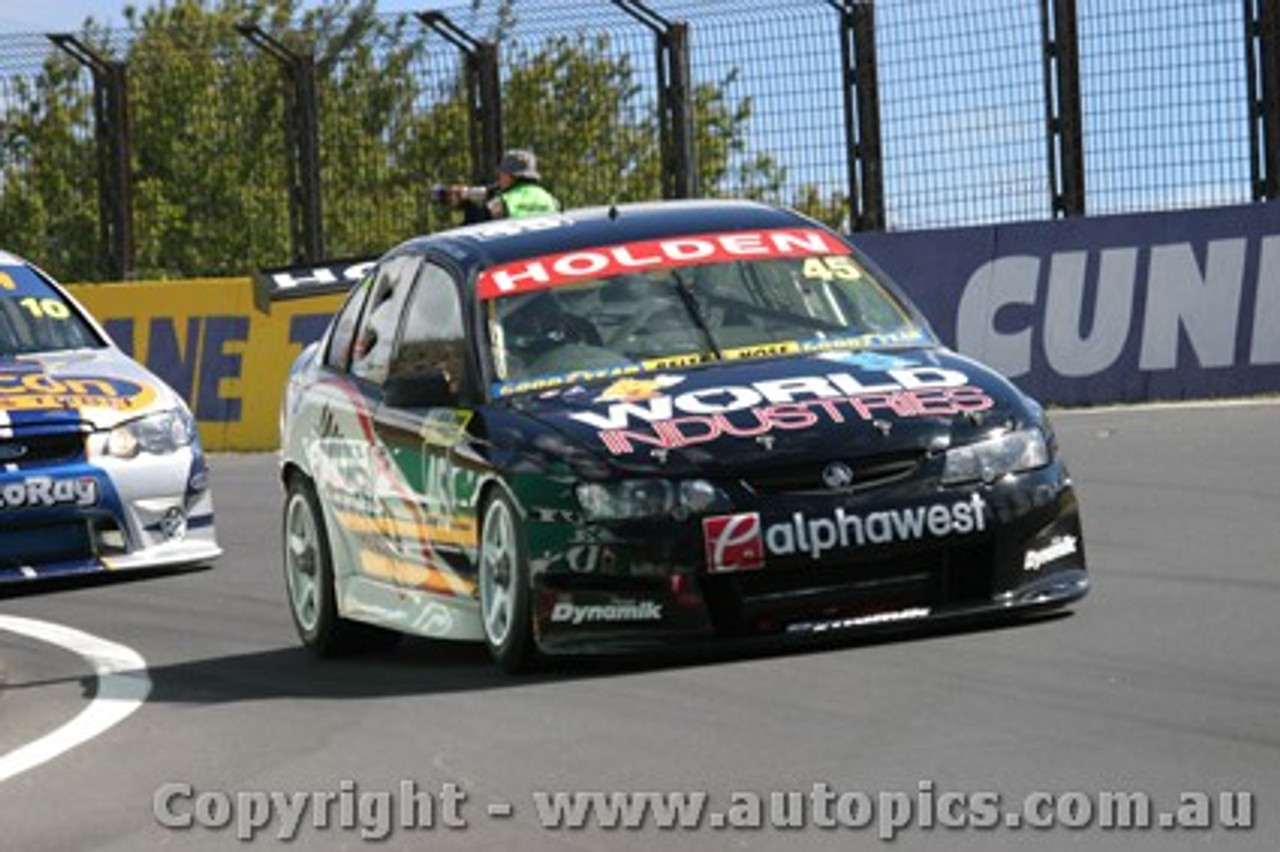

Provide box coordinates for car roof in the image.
[393,199,841,285]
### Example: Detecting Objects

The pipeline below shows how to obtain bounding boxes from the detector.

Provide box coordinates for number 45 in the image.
[802,256,862,282]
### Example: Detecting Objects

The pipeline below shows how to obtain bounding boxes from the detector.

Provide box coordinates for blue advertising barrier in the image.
[849,202,1280,406]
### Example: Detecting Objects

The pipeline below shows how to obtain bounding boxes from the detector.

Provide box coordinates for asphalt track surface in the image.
[1,402,1276,851]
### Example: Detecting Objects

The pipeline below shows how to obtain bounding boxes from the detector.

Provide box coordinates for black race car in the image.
[279,200,1087,671]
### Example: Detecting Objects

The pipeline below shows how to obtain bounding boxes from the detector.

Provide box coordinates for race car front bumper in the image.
[524,463,1088,655]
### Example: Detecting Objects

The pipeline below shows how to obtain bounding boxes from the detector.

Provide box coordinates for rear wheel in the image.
[478,490,535,672]
[283,475,399,656]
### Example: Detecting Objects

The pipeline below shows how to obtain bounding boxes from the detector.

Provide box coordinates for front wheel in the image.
[282,475,399,656]
[478,490,535,673]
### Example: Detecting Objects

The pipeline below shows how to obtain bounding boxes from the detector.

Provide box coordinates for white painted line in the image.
[1053,396,1280,416]
[0,616,151,783]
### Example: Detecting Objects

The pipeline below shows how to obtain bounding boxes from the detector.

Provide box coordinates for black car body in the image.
[279,200,1087,670]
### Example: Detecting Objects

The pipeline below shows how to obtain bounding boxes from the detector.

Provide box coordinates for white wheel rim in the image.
[480,499,517,647]
[285,493,321,633]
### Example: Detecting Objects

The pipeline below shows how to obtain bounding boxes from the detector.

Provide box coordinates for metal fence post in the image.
[237,24,324,264]
[417,12,503,186]
[613,0,697,199]
[1040,0,1085,216]
[1246,0,1280,200]
[827,1,885,231]
[49,35,134,280]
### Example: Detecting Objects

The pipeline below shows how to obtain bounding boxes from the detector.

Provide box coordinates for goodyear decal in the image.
[0,370,157,413]
[491,331,930,399]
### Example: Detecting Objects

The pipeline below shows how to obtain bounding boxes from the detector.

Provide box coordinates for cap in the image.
[497,149,540,181]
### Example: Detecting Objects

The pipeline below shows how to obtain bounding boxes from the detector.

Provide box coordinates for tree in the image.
[0,0,807,281]
[0,37,101,280]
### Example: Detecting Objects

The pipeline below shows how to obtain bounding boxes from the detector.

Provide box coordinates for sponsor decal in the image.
[1023,535,1078,571]
[418,409,473,446]
[787,606,932,635]
[721,341,800,360]
[596,375,685,402]
[568,367,994,455]
[0,475,98,510]
[478,228,845,299]
[254,256,376,301]
[703,512,765,573]
[463,214,574,241]
[549,600,664,625]
[496,364,647,397]
[490,333,930,399]
[0,370,156,413]
[767,495,988,560]
[307,437,375,516]
[703,494,987,570]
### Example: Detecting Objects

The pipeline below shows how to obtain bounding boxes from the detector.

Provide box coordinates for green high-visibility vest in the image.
[500,182,560,218]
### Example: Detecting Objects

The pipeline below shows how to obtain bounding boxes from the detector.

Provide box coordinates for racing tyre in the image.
[283,476,400,656]
[478,490,536,673]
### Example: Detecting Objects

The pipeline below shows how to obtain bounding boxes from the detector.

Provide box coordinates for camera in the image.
[430,184,455,205]
[431,184,494,208]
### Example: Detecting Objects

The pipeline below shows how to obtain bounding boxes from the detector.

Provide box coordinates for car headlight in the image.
[941,427,1050,485]
[102,408,198,458]
[576,479,732,522]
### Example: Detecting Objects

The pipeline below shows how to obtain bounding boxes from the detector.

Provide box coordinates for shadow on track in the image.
[1,609,1073,703]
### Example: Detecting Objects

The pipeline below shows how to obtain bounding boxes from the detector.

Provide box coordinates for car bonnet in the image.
[0,347,179,432]
[508,347,1038,477]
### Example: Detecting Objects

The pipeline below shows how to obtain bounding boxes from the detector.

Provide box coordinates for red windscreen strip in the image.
[477,228,845,300]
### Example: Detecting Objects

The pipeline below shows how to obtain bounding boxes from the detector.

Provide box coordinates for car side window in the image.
[323,277,373,372]
[351,254,422,385]
[389,262,467,390]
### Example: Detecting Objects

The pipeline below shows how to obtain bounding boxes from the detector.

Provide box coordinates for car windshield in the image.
[0,261,103,356]
[483,240,931,394]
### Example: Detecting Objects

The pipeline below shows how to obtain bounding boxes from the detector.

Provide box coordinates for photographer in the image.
[435,149,561,222]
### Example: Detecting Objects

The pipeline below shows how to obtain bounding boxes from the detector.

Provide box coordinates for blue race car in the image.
[0,251,219,585]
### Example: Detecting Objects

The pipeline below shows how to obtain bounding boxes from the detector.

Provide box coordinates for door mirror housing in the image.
[382,366,456,408]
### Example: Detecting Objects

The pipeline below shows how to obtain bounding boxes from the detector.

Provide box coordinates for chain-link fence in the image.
[0,0,1269,282]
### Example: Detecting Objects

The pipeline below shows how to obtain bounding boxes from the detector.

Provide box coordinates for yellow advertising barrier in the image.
[67,278,345,452]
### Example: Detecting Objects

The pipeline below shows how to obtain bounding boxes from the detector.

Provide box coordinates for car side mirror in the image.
[382,366,456,408]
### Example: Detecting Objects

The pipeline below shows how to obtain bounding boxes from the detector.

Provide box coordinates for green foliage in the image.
[0,0,835,282]
[791,183,852,231]
[0,43,101,280]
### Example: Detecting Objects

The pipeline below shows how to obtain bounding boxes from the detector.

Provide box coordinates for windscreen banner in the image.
[849,202,1280,405]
